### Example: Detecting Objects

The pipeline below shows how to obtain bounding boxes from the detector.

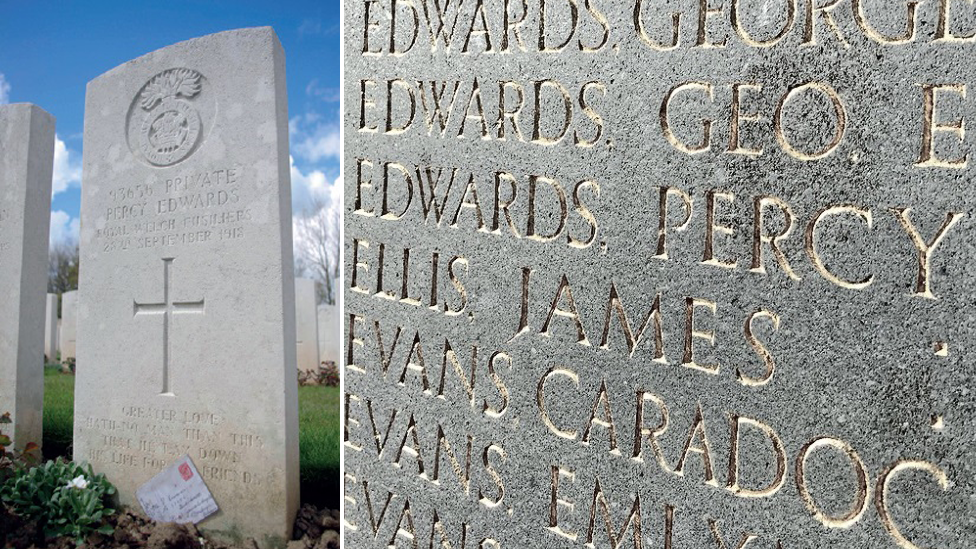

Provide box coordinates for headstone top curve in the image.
[89,26,280,85]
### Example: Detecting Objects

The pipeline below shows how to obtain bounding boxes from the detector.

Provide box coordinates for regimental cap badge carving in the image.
[140,68,202,109]
[131,68,208,167]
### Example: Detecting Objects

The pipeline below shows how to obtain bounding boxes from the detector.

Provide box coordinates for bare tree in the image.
[48,238,79,296]
[294,196,340,305]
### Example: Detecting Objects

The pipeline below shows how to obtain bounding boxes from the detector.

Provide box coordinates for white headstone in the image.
[59,290,77,362]
[316,303,339,366]
[0,104,54,451]
[73,28,299,545]
[44,293,58,362]
[295,278,319,371]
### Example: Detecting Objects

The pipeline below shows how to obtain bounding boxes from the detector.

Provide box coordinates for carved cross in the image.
[133,257,205,395]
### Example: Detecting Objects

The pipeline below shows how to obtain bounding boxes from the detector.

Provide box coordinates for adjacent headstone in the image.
[0,104,54,451]
[343,3,976,548]
[295,277,319,371]
[74,27,299,546]
[59,290,77,363]
[316,303,339,366]
[44,293,59,363]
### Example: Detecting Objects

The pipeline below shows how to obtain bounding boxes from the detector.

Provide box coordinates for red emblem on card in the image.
[179,463,193,481]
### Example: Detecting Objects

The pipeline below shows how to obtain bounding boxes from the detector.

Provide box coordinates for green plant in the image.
[1,459,116,543]
[0,412,39,484]
[321,362,339,387]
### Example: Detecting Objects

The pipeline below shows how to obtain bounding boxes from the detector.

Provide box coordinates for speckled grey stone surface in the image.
[74,28,299,547]
[0,104,53,453]
[344,2,976,548]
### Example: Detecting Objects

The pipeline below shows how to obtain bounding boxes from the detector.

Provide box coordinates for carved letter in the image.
[661,82,714,154]
[795,437,870,528]
[891,208,965,299]
[915,84,968,169]
[805,205,874,290]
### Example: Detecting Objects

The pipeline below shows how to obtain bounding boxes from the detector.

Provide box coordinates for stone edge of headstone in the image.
[1,102,55,453]
[86,26,281,88]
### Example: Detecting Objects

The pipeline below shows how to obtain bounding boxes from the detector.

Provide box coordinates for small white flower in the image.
[66,475,89,490]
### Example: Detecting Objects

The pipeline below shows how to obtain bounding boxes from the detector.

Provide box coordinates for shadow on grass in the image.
[42,366,341,509]
[298,385,341,509]
[43,365,74,459]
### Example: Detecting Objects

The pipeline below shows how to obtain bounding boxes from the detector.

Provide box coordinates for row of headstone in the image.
[39,291,79,364]
[43,294,58,361]
[60,290,77,362]
[2,27,307,546]
[295,277,341,371]
[0,104,55,455]
[317,303,339,366]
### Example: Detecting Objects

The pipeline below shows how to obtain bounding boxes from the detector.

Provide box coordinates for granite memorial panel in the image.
[343,2,976,547]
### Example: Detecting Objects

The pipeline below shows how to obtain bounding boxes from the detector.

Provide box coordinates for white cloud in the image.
[52,134,82,196]
[291,165,341,282]
[306,79,341,103]
[294,128,340,163]
[290,112,340,164]
[0,73,10,105]
[290,155,337,215]
[49,210,80,245]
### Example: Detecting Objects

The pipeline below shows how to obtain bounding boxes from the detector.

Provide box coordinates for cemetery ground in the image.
[1,364,341,549]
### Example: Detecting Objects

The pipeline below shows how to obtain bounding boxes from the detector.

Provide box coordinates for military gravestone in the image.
[74,28,299,546]
[60,290,77,362]
[44,293,59,362]
[343,1,976,547]
[0,104,54,452]
[317,303,339,366]
[296,277,320,371]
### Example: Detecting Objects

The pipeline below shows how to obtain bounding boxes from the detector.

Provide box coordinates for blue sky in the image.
[0,0,341,245]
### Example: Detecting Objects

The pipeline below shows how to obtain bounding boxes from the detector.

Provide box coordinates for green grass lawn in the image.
[42,366,341,508]
[299,385,341,508]
[42,365,74,459]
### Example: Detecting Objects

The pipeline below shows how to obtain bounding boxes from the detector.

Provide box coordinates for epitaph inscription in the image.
[344,2,976,548]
